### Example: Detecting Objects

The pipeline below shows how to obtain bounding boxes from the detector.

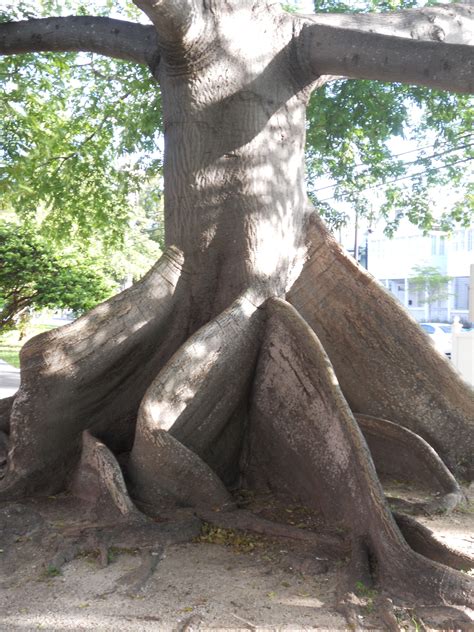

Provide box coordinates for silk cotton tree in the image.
[0,0,473,611]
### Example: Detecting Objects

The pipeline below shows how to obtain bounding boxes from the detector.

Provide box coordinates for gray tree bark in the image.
[0,0,473,611]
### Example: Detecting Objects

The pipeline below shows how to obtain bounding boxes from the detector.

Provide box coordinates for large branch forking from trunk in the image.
[133,0,203,46]
[296,4,474,93]
[0,16,159,67]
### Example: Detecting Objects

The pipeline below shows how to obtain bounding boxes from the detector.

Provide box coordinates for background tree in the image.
[303,1,473,235]
[0,221,116,333]
[0,0,473,620]
[409,264,452,319]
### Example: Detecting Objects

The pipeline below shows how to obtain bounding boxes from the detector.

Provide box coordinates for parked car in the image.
[419,322,452,357]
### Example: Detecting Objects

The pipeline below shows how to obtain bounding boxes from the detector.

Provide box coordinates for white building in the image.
[366,224,473,323]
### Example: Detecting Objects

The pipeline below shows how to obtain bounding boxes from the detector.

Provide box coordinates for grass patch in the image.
[354,581,377,614]
[0,324,56,367]
[39,565,61,580]
[0,342,21,367]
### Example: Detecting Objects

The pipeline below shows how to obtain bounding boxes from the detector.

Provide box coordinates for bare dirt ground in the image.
[0,484,472,632]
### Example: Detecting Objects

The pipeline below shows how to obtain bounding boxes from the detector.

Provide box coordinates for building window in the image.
[439,236,445,255]
[431,236,437,255]
[453,230,465,252]
[454,277,470,310]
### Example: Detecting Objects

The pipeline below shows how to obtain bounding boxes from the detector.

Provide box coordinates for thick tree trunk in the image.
[156,1,320,328]
[0,0,473,613]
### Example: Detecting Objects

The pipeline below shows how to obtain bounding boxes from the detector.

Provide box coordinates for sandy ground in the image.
[0,542,348,631]
[0,487,472,632]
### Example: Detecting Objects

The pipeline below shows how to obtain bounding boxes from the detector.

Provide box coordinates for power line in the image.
[308,130,473,177]
[316,157,473,204]
[310,137,474,195]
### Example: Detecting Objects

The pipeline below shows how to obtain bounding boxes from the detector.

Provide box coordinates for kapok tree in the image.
[0,0,473,611]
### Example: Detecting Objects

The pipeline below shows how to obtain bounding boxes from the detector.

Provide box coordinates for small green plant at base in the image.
[106,546,139,563]
[455,501,474,515]
[410,614,424,631]
[354,581,377,614]
[107,548,118,564]
[42,565,61,578]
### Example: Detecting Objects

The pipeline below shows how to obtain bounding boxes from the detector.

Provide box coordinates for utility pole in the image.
[469,263,474,323]
[353,209,359,264]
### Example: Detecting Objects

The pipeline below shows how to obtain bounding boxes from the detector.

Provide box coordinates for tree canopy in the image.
[0,1,160,245]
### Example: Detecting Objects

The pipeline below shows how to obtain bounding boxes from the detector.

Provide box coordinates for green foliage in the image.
[42,565,61,578]
[354,580,377,614]
[0,221,116,333]
[306,0,473,235]
[0,1,163,246]
[409,265,452,306]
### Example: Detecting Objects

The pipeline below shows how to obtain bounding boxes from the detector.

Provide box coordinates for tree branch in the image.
[0,16,159,67]
[297,4,474,94]
[133,0,202,44]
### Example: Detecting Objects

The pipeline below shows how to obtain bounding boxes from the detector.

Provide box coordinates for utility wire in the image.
[316,157,473,203]
[307,130,473,177]
[310,138,474,194]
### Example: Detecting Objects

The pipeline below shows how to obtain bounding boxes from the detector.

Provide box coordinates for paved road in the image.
[0,359,20,399]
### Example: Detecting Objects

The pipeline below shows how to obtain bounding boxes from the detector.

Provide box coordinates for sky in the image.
[290,1,316,11]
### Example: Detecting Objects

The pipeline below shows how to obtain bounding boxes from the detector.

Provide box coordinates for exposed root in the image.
[356,413,464,514]
[0,394,14,433]
[414,606,474,630]
[394,511,474,571]
[335,537,377,629]
[128,294,263,511]
[115,546,164,596]
[128,429,233,513]
[60,516,203,548]
[0,430,8,478]
[287,212,474,480]
[165,295,262,469]
[243,297,389,528]
[379,548,473,607]
[69,430,145,523]
[0,247,186,499]
[47,540,87,574]
[0,230,471,613]
[376,597,400,632]
[338,599,363,631]
[196,508,347,559]
[243,297,474,607]
[0,492,202,587]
